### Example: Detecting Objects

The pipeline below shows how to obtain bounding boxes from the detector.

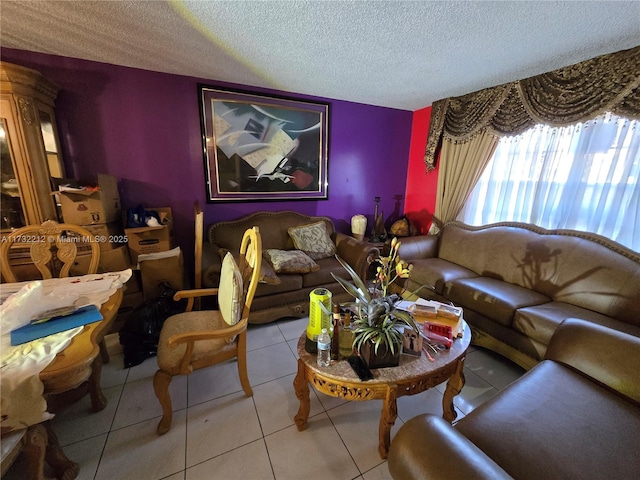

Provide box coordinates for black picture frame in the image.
[199,85,330,202]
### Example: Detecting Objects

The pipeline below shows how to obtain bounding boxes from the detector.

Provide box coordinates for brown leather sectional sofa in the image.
[397,221,640,369]
[201,211,378,324]
[388,318,640,479]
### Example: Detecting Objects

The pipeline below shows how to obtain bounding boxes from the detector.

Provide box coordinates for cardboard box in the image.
[139,248,184,301]
[101,246,133,272]
[70,245,132,275]
[125,207,174,264]
[59,174,121,225]
[67,222,128,252]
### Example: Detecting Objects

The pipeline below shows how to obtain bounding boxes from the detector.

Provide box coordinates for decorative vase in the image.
[371,196,387,242]
[360,339,401,369]
[351,214,367,241]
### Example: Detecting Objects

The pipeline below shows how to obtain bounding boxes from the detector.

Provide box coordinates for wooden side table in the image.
[293,322,471,458]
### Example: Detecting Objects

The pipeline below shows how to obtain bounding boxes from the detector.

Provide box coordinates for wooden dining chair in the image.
[153,226,262,435]
[0,219,100,283]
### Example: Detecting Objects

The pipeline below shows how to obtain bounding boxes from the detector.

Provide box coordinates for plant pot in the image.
[359,339,400,369]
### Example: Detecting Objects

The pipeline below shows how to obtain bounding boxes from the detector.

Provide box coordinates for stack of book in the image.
[408,300,463,348]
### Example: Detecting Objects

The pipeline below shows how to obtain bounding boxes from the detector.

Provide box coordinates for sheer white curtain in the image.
[458,113,640,252]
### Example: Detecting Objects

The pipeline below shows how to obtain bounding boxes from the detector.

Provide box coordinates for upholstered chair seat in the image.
[156,311,235,372]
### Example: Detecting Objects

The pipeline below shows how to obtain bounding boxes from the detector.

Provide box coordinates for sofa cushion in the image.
[455,361,640,480]
[288,221,337,260]
[437,222,640,326]
[255,272,303,297]
[513,301,616,345]
[388,415,513,480]
[444,277,550,326]
[263,249,319,273]
[406,258,477,295]
[219,248,281,285]
[301,256,351,288]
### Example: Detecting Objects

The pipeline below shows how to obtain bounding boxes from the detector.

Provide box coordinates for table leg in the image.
[379,387,398,459]
[44,421,79,480]
[99,338,110,364]
[88,355,107,412]
[293,358,310,431]
[22,424,47,480]
[443,355,466,423]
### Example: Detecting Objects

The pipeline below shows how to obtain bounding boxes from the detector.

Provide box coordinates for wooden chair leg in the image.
[237,333,253,397]
[153,369,173,435]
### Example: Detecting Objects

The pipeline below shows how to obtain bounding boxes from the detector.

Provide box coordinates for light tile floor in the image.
[5,317,524,480]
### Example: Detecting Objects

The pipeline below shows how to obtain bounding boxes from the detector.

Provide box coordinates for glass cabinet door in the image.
[0,119,26,230]
[0,61,62,233]
[39,109,65,179]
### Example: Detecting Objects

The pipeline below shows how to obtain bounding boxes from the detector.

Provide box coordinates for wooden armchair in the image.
[153,226,262,435]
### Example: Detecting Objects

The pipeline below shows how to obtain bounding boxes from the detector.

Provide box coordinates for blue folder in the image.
[10,304,103,346]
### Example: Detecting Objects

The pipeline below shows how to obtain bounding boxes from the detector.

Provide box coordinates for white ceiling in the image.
[1,1,639,111]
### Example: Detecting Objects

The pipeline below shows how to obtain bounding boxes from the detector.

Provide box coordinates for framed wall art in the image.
[199,85,330,202]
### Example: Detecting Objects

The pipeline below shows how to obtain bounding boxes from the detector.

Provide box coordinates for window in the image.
[458,113,640,252]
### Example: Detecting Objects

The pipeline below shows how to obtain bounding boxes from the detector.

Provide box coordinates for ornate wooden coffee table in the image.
[293,322,471,458]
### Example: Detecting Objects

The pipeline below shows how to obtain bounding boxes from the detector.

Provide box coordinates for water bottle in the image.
[317,328,331,367]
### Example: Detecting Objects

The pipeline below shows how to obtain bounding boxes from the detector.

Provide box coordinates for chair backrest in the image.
[237,226,262,320]
[0,220,100,283]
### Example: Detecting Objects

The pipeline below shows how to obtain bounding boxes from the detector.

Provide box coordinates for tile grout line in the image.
[251,395,278,480]
[36,316,523,480]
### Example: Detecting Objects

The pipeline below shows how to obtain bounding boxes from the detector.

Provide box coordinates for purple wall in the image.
[1,48,412,269]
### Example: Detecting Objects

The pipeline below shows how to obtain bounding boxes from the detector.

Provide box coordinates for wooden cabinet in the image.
[1,61,65,231]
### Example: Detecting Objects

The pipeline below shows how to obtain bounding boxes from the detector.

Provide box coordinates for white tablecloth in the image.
[0,269,131,432]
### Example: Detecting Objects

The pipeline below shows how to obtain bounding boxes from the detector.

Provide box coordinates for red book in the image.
[423,322,453,348]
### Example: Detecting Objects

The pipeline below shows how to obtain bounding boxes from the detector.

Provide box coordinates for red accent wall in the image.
[404,106,437,234]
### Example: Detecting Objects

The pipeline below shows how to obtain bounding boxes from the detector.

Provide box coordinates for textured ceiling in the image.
[1,0,639,111]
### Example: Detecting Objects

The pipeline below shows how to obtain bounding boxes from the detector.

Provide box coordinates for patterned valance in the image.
[425,45,640,170]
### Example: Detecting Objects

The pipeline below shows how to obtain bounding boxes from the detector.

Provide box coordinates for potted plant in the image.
[332,237,419,368]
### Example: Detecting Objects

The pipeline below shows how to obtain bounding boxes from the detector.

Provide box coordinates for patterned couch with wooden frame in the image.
[201,211,379,324]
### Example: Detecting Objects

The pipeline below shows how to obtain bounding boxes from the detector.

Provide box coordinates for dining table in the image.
[0,270,129,479]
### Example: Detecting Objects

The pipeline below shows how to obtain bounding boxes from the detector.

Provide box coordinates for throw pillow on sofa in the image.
[288,221,336,260]
[218,248,281,285]
[263,249,320,273]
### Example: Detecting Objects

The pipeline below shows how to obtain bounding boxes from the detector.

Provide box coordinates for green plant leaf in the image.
[331,255,371,303]
[332,275,367,303]
[332,253,421,356]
